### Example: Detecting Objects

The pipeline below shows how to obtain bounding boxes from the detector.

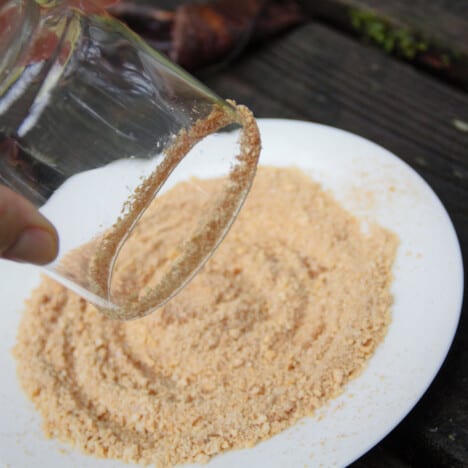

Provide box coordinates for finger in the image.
[0,185,58,265]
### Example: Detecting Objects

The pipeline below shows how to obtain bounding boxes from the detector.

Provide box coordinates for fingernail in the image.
[4,227,58,265]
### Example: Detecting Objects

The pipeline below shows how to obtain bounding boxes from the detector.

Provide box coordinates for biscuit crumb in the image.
[14,167,398,467]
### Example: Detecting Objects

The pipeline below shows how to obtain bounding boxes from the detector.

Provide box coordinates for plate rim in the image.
[0,118,464,467]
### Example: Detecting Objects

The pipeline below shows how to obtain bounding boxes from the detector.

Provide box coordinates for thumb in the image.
[0,185,58,265]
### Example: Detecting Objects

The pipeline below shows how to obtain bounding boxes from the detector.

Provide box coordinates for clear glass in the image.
[0,0,260,319]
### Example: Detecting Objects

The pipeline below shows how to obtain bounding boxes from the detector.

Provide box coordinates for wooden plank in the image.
[352,445,412,468]
[300,0,468,90]
[305,0,468,54]
[111,1,468,88]
[203,21,468,465]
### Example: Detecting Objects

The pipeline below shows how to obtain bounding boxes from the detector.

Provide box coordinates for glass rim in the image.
[0,0,261,319]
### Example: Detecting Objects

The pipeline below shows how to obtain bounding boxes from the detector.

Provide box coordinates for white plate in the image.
[0,120,463,468]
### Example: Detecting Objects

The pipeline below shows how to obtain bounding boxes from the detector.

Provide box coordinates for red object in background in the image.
[108,0,305,71]
[0,3,17,33]
[2,0,303,71]
[25,30,60,63]
[1,0,119,66]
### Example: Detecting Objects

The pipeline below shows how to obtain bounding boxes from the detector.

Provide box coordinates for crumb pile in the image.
[14,167,398,467]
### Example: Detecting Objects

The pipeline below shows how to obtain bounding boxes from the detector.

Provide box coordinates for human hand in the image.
[0,185,58,265]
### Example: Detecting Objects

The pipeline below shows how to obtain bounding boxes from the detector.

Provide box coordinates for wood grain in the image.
[304,0,468,53]
[300,0,468,90]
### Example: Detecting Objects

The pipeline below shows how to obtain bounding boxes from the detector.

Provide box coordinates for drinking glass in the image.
[0,0,260,319]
